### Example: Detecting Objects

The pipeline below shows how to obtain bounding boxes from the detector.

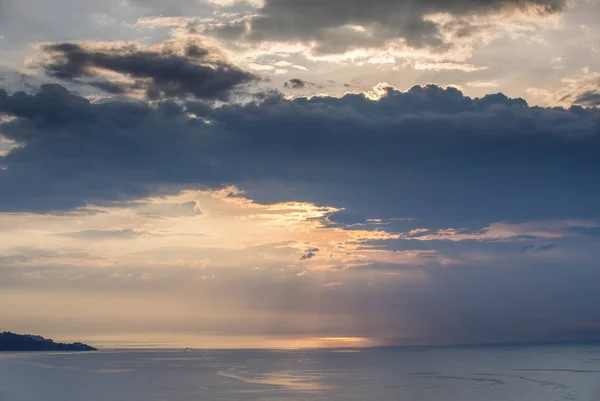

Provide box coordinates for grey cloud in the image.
[211,0,566,53]
[0,246,90,265]
[574,91,600,107]
[536,243,558,252]
[1,84,600,233]
[42,42,257,101]
[520,244,535,253]
[300,248,319,261]
[0,83,96,127]
[54,228,146,240]
[520,243,558,253]
[372,237,544,256]
[283,78,308,89]
[124,0,217,16]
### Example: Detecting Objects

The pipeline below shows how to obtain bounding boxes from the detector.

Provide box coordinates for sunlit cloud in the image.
[0,187,409,276]
[467,80,500,88]
[406,61,487,72]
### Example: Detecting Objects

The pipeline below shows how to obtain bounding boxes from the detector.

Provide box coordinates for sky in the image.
[0,0,600,349]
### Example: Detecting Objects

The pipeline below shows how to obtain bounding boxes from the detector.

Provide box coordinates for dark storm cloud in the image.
[210,0,566,53]
[42,42,256,101]
[1,84,600,231]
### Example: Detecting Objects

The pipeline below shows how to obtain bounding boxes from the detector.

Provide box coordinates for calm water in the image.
[1,345,600,401]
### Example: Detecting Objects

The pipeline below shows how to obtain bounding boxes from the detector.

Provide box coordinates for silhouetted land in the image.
[0,331,96,351]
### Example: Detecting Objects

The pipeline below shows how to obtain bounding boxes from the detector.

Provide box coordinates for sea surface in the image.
[1,344,600,401]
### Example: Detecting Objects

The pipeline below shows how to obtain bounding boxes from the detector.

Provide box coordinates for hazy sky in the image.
[1,0,600,349]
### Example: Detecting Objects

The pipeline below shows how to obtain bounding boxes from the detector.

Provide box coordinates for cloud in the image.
[1,83,600,233]
[520,244,535,253]
[0,246,90,265]
[132,200,205,218]
[408,61,487,72]
[300,248,319,261]
[209,0,565,54]
[574,91,600,107]
[283,78,308,89]
[569,226,600,237]
[54,229,146,240]
[551,70,600,107]
[536,243,558,252]
[124,0,230,15]
[0,136,18,157]
[41,41,257,101]
[520,243,559,253]
[467,80,500,88]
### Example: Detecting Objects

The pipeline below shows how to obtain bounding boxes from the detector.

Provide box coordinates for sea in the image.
[1,344,600,401]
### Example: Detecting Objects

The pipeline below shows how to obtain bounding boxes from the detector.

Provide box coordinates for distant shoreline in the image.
[0,331,97,352]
